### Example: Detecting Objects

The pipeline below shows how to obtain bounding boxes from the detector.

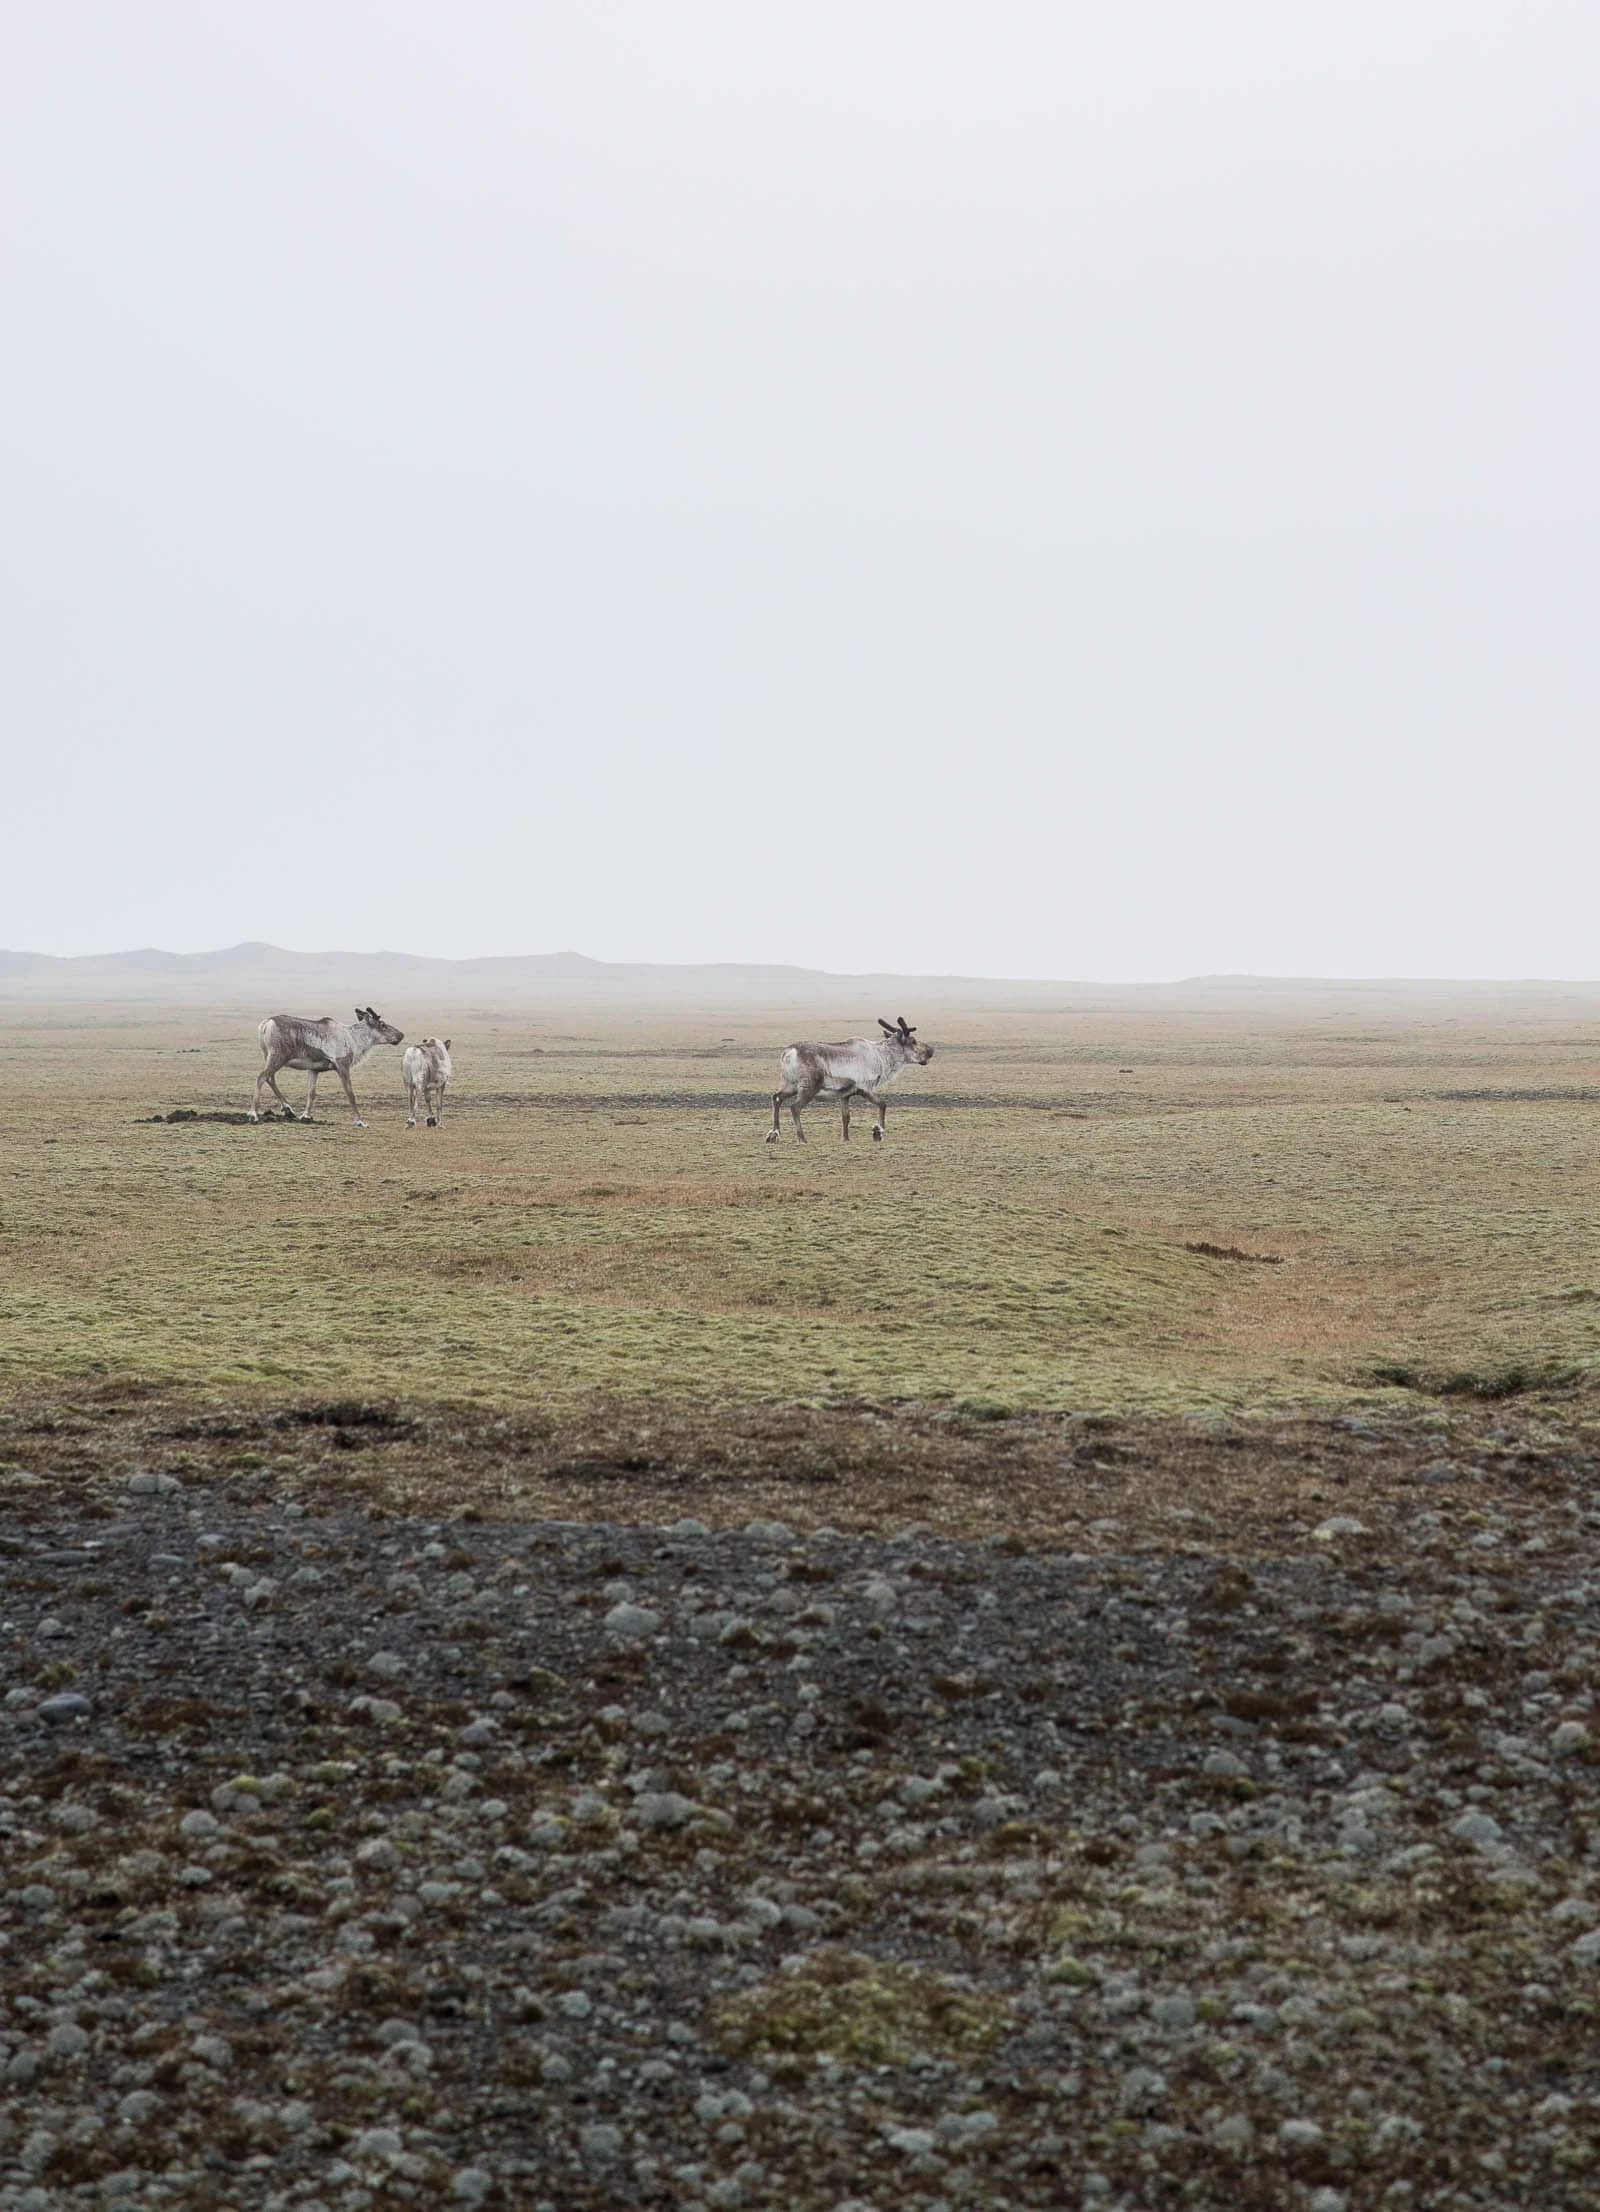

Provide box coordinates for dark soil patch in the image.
[136,1109,316,1127]
[1184,1241,1286,1265]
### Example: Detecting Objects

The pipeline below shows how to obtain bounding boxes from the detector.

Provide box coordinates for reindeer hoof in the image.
[247,1110,259,1123]
[871,1126,883,1141]
[354,1120,367,1130]
[426,1115,438,1127]
[764,1130,779,1144]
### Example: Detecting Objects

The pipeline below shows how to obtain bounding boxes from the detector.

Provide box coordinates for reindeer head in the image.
[357,1006,405,1045]
[877,1015,934,1065]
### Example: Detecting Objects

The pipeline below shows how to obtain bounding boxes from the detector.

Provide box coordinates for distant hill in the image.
[3,943,1600,1016]
[0,940,1072,1007]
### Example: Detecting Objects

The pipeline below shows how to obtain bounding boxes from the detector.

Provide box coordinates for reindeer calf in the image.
[403,1038,452,1128]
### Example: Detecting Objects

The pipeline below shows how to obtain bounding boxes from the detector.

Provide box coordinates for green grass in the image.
[3,998,1600,1420]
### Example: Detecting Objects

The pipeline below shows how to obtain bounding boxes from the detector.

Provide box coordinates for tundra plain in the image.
[4,996,1600,1478]
[7,997,1600,2209]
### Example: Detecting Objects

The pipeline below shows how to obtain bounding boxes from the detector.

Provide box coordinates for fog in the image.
[2,3,1595,977]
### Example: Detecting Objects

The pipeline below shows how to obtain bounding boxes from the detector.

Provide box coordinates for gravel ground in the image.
[4,1462,1600,2210]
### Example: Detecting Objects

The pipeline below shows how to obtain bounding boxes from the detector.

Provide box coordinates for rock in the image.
[1551,1721,1590,1756]
[1149,1994,1196,2030]
[581,2124,623,2163]
[367,1650,407,1678]
[1212,2113,1254,2149]
[937,2110,999,2147]
[635,1791,697,1831]
[670,1517,712,1537]
[1570,1929,1600,1966]
[451,2168,493,2203]
[1312,1518,1369,1542]
[180,1809,220,1839]
[1550,1897,1598,1925]
[127,1470,182,1495]
[353,2127,405,2161]
[190,2035,233,2069]
[743,1520,793,1542]
[1203,1750,1246,1778]
[36,1615,70,1639]
[1450,1811,1503,1849]
[375,2017,422,2046]
[1119,2066,1166,2113]
[1415,1461,1460,1483]
[116,2090,162,2127]
[37,1692,90,1724]
[45,2021,89,2059]
[883,2125,936,2155]
[604,1602,662,1640]
[1281,2118,1325,2146]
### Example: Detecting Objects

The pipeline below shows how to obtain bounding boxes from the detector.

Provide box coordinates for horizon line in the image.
[5,940,1600,992]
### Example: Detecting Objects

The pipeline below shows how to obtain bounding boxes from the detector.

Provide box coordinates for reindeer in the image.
[403,1037,453,1127]
[767,1016,934,1144]
[248,1007,404,1127]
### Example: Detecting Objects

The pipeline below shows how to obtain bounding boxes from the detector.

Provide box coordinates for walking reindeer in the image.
[249,1008,404,1127]
[767,1016,934,1143]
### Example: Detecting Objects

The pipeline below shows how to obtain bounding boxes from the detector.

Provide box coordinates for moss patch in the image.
[712,1947,1010,2066]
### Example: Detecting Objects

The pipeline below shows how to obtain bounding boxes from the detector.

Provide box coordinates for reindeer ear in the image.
[356,1007,365,1019]
[444,1039,451,1052]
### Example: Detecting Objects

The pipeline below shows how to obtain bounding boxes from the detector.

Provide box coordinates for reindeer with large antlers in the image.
[766,1016,935,1144]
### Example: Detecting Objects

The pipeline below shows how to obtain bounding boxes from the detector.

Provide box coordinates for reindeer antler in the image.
[878,1017,897,1034]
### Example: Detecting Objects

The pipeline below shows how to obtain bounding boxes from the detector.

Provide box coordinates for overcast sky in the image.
[2,3,1595,978]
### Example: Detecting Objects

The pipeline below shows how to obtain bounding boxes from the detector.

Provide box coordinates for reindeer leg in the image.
[430,1080,444,1128]
[860,1088,889,1142]
[302,1069,319,1122]
[767,1088,792,1143]
[406,1077,419,1129]
[253,1061,296,1120]
[248,1059,275,1121]
[840,1093,851,1141]
[789,1075,821,1143]
[335,1062,367,1128]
